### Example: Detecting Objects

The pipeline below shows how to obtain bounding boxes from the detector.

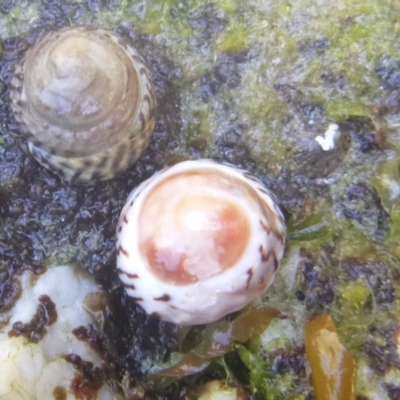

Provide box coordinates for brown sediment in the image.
[8,294,57,343]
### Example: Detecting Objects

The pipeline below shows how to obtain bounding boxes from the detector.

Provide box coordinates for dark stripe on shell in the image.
[132,55,143,64]
[140,67,151,79]
[260,219,271,235]
[117,38,128,50]
[143,94,151,108]
[258,187,271,195]
[150,312,161,319]
[242,171,260,182]
[259,245,270,263]
[14,72,24,81]
[273,254,279,272]
[129,296,143,302]
[82,158,96,167]
[117,268,139,279]
[113,144,126,170]
[54,167,67,180]
[154,294,171,302]
[246,268,254,289]
[138,113,145,130]
[124,284,135,290]
[90,171,101,181]
[119,245,129,257]
[96,156,109,169]
[275,231,285,244]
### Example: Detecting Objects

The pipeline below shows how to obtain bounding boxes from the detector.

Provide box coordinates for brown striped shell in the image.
[9,26,156,182]
[116,160,286,325]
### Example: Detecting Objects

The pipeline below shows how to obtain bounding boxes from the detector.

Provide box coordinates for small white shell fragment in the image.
[116,160,286,325]
[315,123,340,151]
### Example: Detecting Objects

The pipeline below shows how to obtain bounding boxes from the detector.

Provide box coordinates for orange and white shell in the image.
[116,160,286,325]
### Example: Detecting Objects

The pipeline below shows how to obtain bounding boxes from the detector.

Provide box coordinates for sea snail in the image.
[116,160,286,325]
[9,26,156,182]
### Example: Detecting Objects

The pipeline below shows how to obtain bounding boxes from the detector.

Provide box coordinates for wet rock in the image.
[342,258,395,306]
[296,38,329,58]
[293,124,351,179]
[0,0,14,15]
[297,253,335,313]
[363,321,400,375]
[85,0,102,12]
[195,72,219,102]
[194,50,248,101]
[0,189,9,217]
[295,291,305,301]
[383,89,400,109]
[376,56,400,89]
[384,384,400,400]
[341,118,379,154]
[101,287,178,379]
[272,84,351,179]
[218,129,241,147]
[39,0,84,27]
[340,182,390,241]
[188,138,207,151]
[188,5,227,42]
[0,275,21,312]
[214,128,255,170]
[272,347,308,378]
[214,50,248,88]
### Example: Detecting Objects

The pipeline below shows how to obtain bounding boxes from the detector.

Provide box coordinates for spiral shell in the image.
[116,160,286,325]
[10,26,156,182]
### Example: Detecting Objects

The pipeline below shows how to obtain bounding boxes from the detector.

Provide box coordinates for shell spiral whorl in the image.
[116,160,286,325]
[10,26,157,182]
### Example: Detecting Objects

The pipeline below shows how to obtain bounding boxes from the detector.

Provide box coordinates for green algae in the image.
[324,100,369,121]
[1,2,39,37]
[236,343,306,400]
[288,198,334,243]
[215,26,248,53]
[215,12,249,53]
[67,0,400,168]
[288,0,400,121]
[372,158,400,213]
[372,158,400,257]
[386,208,400,258]
[334,279,375,351]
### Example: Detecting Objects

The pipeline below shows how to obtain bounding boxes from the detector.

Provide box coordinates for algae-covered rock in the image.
[1,0,400,399]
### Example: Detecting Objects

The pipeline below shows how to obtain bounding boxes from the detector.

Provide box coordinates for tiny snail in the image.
[10,26,156,182]
[116,160,286,325]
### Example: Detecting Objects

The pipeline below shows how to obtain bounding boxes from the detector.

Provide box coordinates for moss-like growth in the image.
[339,279,371,309]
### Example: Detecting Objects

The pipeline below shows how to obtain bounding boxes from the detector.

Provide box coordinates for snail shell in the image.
[10,26,156,182]
[116,160,286,325]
